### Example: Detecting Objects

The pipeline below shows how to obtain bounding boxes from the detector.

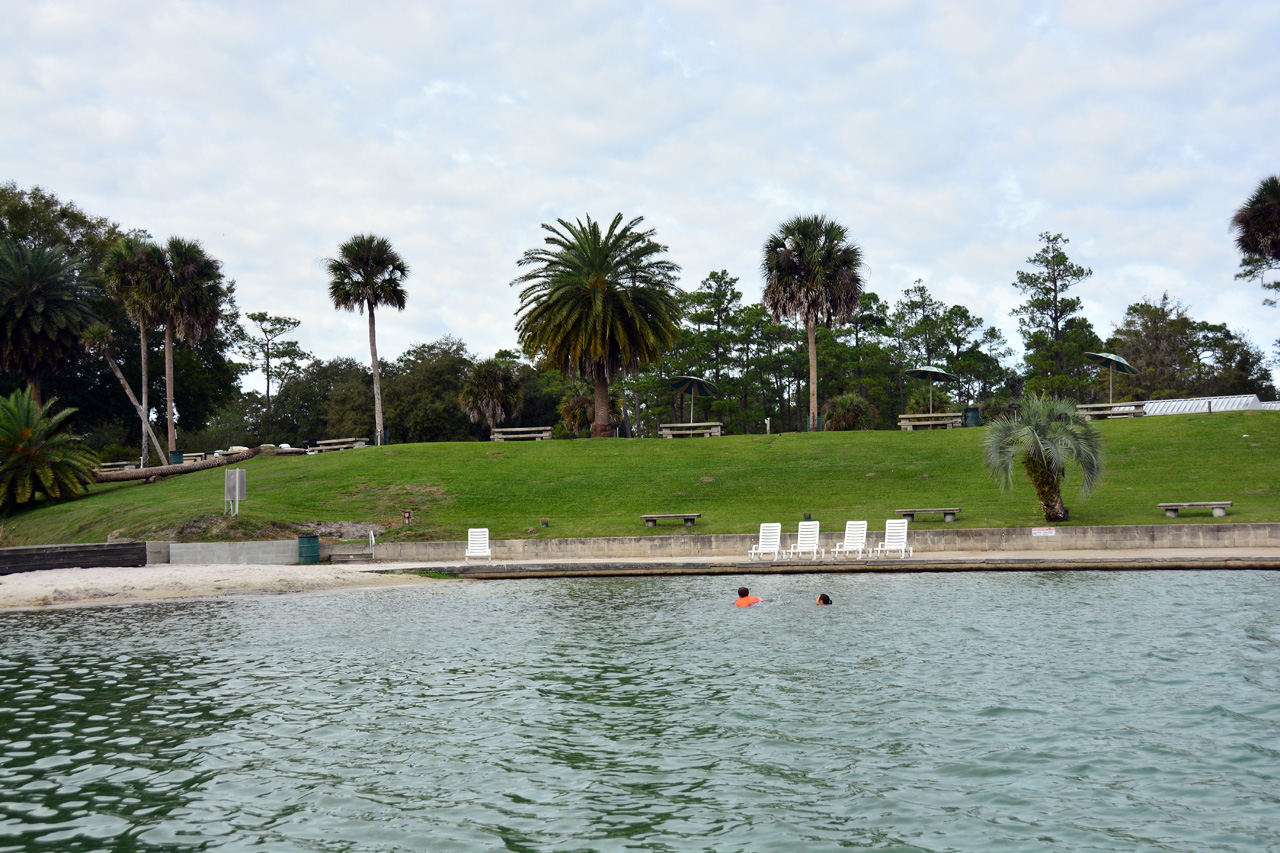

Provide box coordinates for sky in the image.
[3,0,1278,392]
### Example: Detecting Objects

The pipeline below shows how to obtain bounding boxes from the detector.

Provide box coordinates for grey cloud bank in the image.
[3,1,1277,389]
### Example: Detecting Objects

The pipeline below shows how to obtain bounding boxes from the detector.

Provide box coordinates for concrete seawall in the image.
[322,522,1280,564]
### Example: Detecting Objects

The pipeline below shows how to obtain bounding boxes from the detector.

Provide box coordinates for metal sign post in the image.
[224,469,247,516]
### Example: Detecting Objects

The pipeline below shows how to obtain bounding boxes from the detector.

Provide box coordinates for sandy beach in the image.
[0,562,444,609]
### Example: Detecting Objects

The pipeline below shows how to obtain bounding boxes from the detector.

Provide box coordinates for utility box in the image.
[224,469,247,516]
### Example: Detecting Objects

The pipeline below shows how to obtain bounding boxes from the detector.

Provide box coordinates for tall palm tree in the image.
[512,213,681,438]
[459,357,525,431]
[982,393,1104,522]
[81,323,167,462]
[0,239,98,407]
[762,215,865,431]
[326,235,409,446]
[1231,175,1280,298]
[0,387,99,513]
[156,237,223,455]
[101,235,165,466]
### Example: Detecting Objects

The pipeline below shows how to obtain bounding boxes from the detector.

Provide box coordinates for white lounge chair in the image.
[786,521,824,561]
[874,519,913,558]
[831,521,868,560]
[465,528,492,563]
[747,523,782,561]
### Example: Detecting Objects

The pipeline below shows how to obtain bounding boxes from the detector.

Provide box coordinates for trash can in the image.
[169,450,184,465]
[963,407,980,428]
[298,534,320,565]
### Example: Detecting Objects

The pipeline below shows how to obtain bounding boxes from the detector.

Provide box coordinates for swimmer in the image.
[816,594,832,606]
[735,586,762,607]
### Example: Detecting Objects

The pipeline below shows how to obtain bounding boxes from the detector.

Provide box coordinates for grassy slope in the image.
[4,410,1277,545]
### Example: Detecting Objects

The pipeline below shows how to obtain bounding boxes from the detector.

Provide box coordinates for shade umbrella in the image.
[903,365,958,414]
[669,376,720,423]
[1084,352,1139,403]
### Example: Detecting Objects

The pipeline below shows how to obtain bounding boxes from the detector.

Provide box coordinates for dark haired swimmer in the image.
[735,587,762,607]
[816,594,832,606]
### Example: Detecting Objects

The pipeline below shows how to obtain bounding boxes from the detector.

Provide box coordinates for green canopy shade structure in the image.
[669,376,720,423]
[1084,352,1139,403]
[904,365,958,414]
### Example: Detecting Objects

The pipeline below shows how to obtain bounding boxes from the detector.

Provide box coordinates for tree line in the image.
[2,179,1277,463]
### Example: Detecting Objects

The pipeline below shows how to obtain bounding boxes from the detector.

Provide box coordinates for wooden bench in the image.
[182,452,208,464]
[491,426,553,441]
[659,422,722,438]
[641,513,702,527]
[898,412,963,430]
[1077,402,1146,420]
[314,437,370,452]
[1158,501,1232,518]
[895,507,962,522]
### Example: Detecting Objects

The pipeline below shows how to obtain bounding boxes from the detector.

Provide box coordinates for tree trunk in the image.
[29,376,42,409]
[95,446,263,483]
[1024,456,1069,522]
[591,373,613,438]
[807,319,819,431]
[139,327,150,468]
[103,347,167,461]
[164,324,176,454]
[368,305,383,446]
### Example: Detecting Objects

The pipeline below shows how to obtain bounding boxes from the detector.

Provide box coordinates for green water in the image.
[1,571,1277,852]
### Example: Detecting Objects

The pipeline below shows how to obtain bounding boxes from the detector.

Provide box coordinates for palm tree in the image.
[459,357,525,431]
[101,235,165,466]
[1231,175,1280,297]
[0,387,99,513]
[982,393,1104,522]
[762,215,865,431]
[512,213,681,438]
[326,235,409,446]
[156,237,224,455]
[81,323,167,462]
[0,240,98,407]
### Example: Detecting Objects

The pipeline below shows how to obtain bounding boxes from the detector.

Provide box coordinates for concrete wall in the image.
[168,539,298,565]
[320,522,1280,563]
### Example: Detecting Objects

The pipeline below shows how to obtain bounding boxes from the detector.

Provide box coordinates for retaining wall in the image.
[0,542,148,574]
[321,522,1280,563]
[168,539,298,565]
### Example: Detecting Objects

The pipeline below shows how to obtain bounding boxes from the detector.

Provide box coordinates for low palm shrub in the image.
[0,388,99,514]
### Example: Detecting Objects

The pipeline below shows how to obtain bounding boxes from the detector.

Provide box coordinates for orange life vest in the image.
[735,595,762,607]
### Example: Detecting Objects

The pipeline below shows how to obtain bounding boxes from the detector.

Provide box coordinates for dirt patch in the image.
[297,521,388,540]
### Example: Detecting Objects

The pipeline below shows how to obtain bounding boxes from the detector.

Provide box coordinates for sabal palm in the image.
[762,215,865,431]
[156,237,224,454]
[0,387,99,513]
[326,234,409,446]
[101,235,166,465]
[459,357,525,430]
[0,240,98,408]
[982,393,1104,522]
[1231,175,1280,264]
[513,213,680,438]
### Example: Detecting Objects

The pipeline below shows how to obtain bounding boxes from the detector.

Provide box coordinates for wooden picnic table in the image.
[314,437,370,452]
[659,422,722,438]
[99,460,140,472]
[898,412,963,430]
[1077,402,1146,420]
[491,426,553,441]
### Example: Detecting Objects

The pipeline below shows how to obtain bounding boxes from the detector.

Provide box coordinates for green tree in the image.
[0,240,99,407]
[459,356,525,432]
[271,358,372,446]
[982,392,1104,523]
[1231,175,1280,304]
[513,213,681,439]
[1010,232,1102,399]
[237,312,312,431]
[80,323,166,461]
[0,388,99,513]
[326,234,409,446]
[155,237,225,454]
[0,182,125,271]
[383,337,478,443]
[101,235,165,465]
[762,214,866,431]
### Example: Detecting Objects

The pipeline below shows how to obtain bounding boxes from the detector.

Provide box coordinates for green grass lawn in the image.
[4,410,1277,545]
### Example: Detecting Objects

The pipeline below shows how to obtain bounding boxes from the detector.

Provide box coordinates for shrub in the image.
[0,388,99,514]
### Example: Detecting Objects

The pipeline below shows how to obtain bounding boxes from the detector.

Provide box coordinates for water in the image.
[1,571,1278,852]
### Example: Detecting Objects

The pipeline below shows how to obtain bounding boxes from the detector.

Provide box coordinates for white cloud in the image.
[2,0,1276,391]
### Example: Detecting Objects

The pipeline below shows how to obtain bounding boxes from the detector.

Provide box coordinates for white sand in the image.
[0,562,444,609]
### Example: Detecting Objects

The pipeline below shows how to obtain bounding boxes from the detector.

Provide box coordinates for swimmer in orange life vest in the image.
[735,586,762,607]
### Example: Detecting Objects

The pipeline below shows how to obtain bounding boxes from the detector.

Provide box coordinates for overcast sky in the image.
[4,0,1278,390]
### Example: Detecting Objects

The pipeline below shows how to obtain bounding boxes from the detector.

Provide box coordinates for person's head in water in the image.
[738,587,750,599]
[816,594,832,606]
